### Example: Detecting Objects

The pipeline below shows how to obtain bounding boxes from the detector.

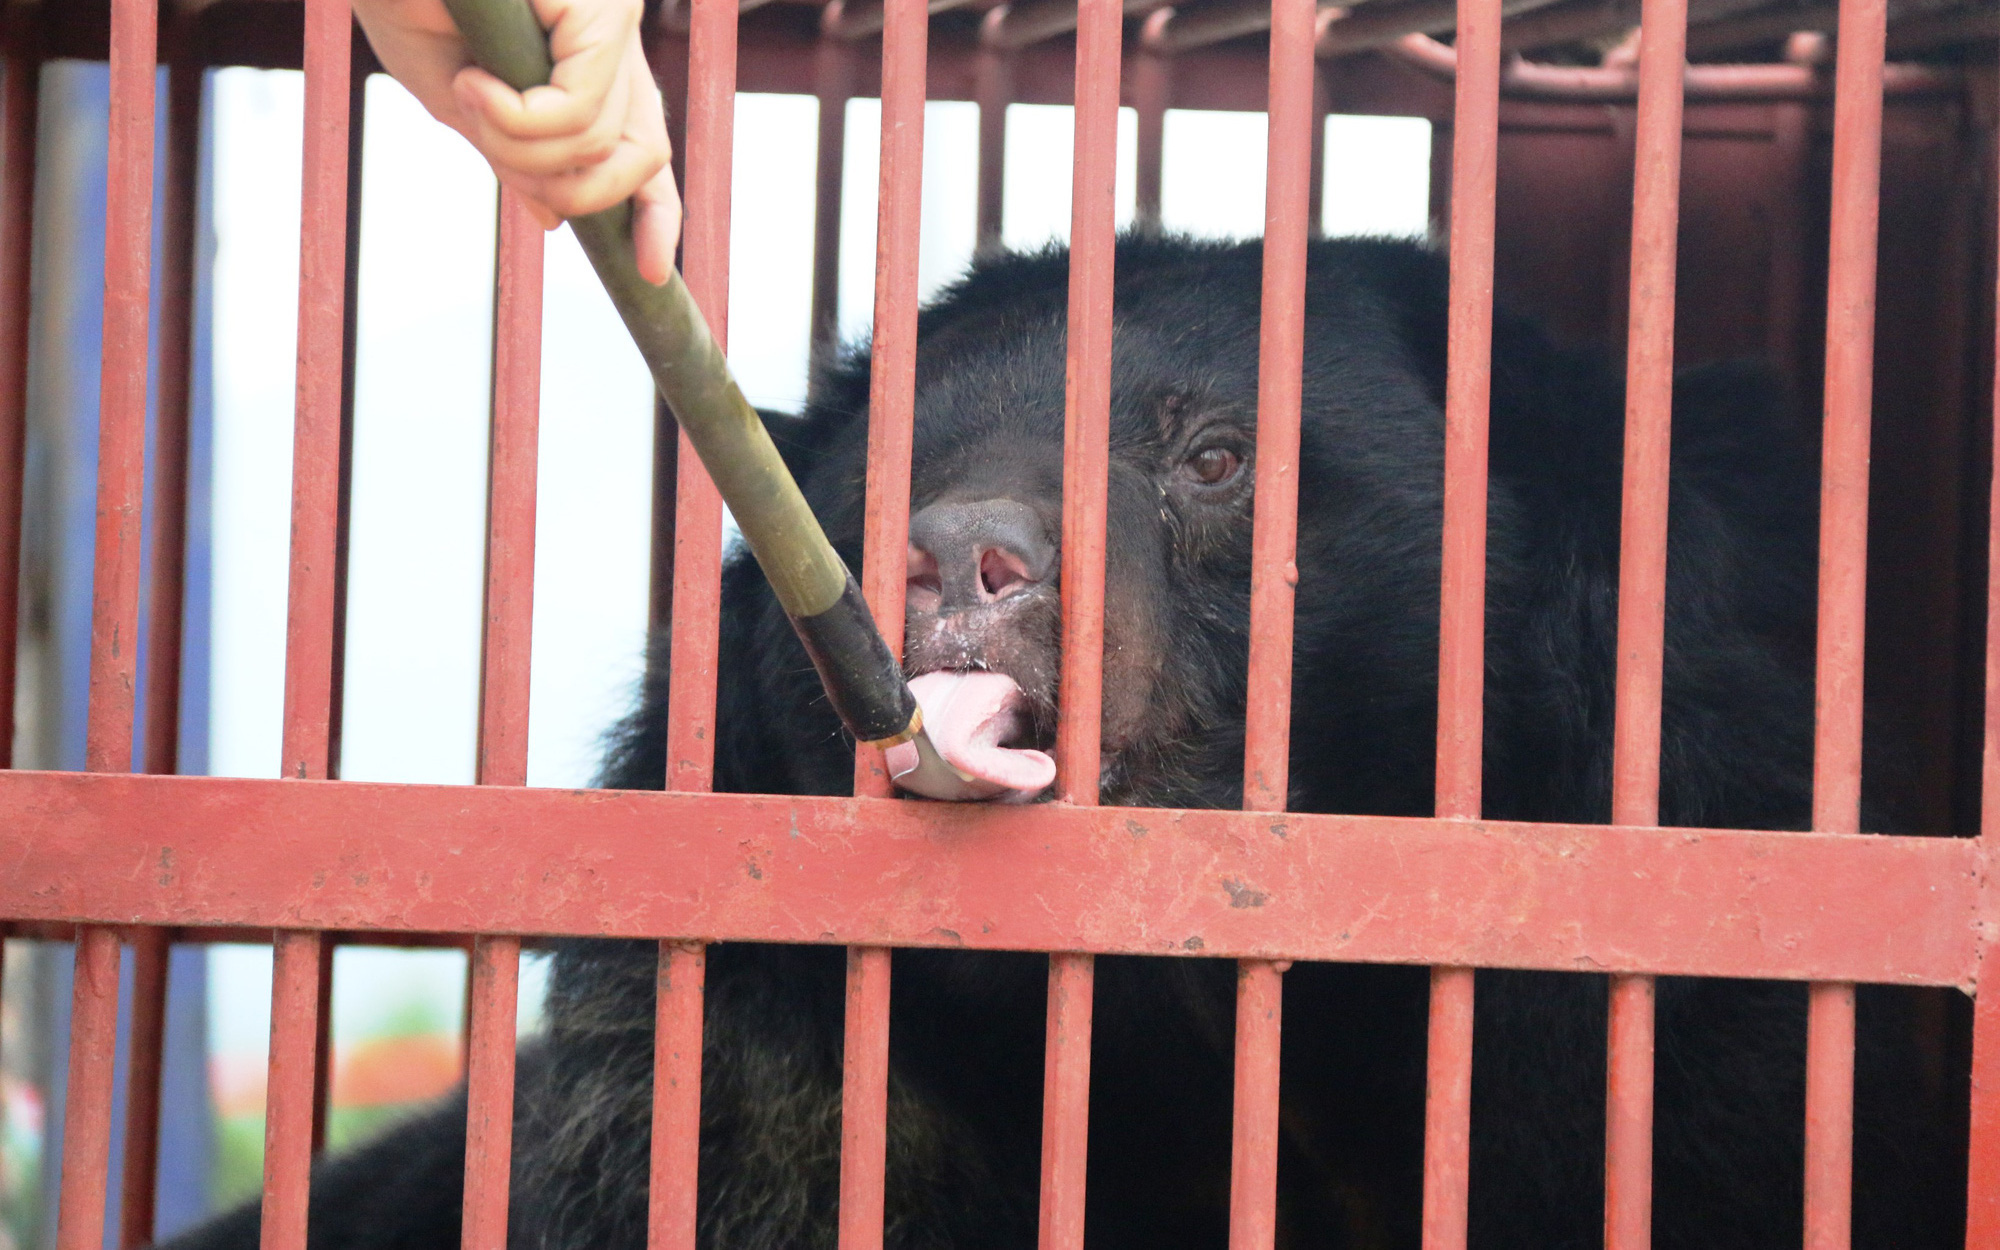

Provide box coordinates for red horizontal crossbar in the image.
[1,770,1985,987]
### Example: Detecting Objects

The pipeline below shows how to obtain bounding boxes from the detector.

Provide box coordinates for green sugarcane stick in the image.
[440,0,989,792]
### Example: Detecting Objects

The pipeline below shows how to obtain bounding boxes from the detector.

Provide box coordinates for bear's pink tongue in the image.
[888,671,1056,802]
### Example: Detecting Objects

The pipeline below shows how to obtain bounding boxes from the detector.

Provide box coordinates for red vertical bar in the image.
[838,946,892,1250]
[455,190,545,1230]
[1424,0,1498,1235]
[1603,974,1655,1250]
[87,0,156,775]
[1242,0,1315,813]
[1131,35,1167,234]
[1227,10,1310,1232]
[117,927,169,1249]
[1434,0,1502,824]
[321,61,367,784]
[1601,0,1682,1238]
[309,937,334,1154]
[838,0,925,1235]
[461,935,521,1250]
[0,27,38,770]
[55,926,122,1250]
[1038,952,1094,1250]
[262,931,324,1250]
[1055,0,1123,806]
[1803,0,1880,1236]
[973,26,1009,254]
[1967,90,2000,1248]
[852,0,927,799]
[1812,0,1885,842]
[71,0,152,1234]
[288,0,348,1179]
[459,955,477,1073]
[1306,68,1327,240]
[1421,965,1475,1250]
[645,30,687,636]
[809,34,854,355]
[663,0,735,796]
[650,942,706,1250]
[1227,960,1284,1250]
[1967,973,1999,1248]
[477,192,544,789]
[1042,8,1119,1237]
[1804,981,1856,1250]
[466,185,537,1239]
[283,0,353,781]
[1610,0,1686,835]
[144,25,201,779]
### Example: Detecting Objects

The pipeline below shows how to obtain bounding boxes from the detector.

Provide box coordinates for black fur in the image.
[155,236,1963,1250]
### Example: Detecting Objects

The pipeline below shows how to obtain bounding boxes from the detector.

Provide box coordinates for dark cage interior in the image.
[1,0,1998,1246]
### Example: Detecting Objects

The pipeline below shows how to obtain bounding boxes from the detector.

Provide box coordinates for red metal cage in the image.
[1,0,1997,1246]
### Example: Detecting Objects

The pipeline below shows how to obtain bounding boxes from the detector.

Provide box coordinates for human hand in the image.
[351,0,682,283]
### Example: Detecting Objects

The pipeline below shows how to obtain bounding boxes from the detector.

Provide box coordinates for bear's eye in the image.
[1183,446,1242,487]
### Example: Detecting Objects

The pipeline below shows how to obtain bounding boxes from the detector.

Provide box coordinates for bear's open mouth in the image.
[892,669,1057,801]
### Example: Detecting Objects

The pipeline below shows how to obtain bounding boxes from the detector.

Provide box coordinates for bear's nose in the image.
[906,498,1055,613]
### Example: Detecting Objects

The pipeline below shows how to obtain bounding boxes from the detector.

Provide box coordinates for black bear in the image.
[156,235,1964,1250]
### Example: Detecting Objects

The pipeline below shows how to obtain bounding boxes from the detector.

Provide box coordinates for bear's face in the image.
[767,240,1471,810]
[792,301,1302,808]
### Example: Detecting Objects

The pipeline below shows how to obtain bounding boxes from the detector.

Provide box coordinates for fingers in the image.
[453,64,629,175]
[632,161,684,285]
[541,0,644,128]
[523,134,668,220]
[448,0,645,172]
[422,0,679,279]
